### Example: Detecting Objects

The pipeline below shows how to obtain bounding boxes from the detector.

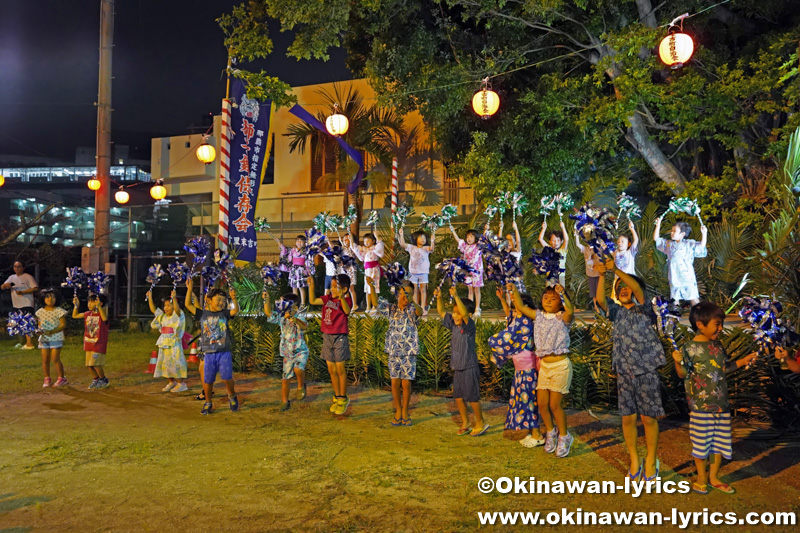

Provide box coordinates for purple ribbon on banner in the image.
[289,104,364,194]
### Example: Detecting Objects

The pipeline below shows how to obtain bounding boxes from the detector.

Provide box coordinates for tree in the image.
[0,204,66,249]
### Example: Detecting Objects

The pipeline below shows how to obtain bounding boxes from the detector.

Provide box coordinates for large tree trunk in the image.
[625,112,688,193]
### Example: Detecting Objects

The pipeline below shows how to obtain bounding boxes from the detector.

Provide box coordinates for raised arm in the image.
[496,285,511,316]
[434,287,446,318]
[573,230,586,253]
[560,220,569,253]
[72,296,84,319]
[398,228,408,247]
[146,290,157,315]
[306,276,324,306]
[263,291,271,316]
[228,287,239,317]
[450,225,461,243]
[508,283,536,320]
[595,260,609,313]
[629,220,640,250]
[513,221,522,254]
[428,231,436,252]
[184,278,198,315]
[538,223,548,249]
[555,284,574,324]
[98,301,108,322]
[171,290,183,316]
[615,263,644,305]
[653,215,663,243]
[698,225,708,251]
[450,286,468,319]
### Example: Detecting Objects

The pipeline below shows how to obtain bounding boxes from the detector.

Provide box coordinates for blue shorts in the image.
[324,275,334,290]
[409,273,429,285]
[203,351,233,384]
[39,339,64,349]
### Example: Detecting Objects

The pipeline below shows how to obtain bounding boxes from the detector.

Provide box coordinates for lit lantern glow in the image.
[115,187,130,204]
[472,88,500,119]
[88,177,101,191]
[150,180,167,200]
[0,175,4,187]
[325,104,349,136]
[196,142,216,164]
[659,30,694,69]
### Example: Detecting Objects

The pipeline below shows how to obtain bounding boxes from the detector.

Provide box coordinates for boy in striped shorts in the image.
[672,302,755,495]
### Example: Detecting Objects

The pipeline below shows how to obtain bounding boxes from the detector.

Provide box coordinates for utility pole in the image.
[94,0,114,266]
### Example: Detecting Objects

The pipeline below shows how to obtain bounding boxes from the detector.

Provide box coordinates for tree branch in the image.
[0,204,62,249]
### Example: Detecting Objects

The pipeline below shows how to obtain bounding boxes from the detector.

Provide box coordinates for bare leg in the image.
[420,283,428,310]
[391,378,402,420]
[95,365,106,379]
[203,381,213,408]
[335,361,347,398]
[25,334,34,348]
[294,368,305,390]
[300,286,307,306]
[708,453,724,486]
[41,349,51,379]
[466,286,475,301]
[412,283,420,306]
[455,398,470,430]
[281,378,290,403]
[537,389,553,432]
[474,287,482,312]
[51,348,64,379]
[401,379,411,419]
[349,286,357,309]
[621,414,640,475]
[469,401,485,429]
[326,361,341,397]
[694,456,708,487]
[222,378,236,397]
[549,391,567,435]
[641,415,660,478]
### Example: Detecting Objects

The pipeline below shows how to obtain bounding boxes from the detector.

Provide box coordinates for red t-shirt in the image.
[83,310,109,354]
[320,294,351,335]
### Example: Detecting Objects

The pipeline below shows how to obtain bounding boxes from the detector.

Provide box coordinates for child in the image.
[279,235,312,306]
[264,291,309,411]
[596,259,665,481]
[367,276,422,425]
[184,285,240,415]
[449,227,484,317]
[491,286,543,448]
[73,293,110,389]
[147,289,188,393]
[185,279,211,400]
[308,274,352,415]
[538,220,569,287]
[775,346,800,373]
[435,285,489,436]
[573,228,600,310]
[509,282,575,457]
[36,288,68,387]
[339,234,359,310]
[671,301,756,494]
[498,220,526,299]
[349,232,385,313]
[654,218,708,305]
[319,242,339,296]
[613,221,640,303]
[397,228,434,313]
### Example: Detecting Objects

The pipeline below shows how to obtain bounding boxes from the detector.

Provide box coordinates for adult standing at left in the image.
[2,260,39,349]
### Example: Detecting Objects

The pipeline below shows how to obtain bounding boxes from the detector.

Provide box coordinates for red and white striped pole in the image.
[217,97,232,250]
[390,157,398,227]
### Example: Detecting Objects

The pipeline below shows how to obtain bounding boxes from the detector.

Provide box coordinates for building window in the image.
[310,136,341,191]
[443,166,459,205]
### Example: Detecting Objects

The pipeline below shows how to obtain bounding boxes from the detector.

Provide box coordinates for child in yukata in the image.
[654,219,708,305]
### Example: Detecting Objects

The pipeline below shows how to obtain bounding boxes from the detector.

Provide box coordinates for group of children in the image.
[21,215,799,495]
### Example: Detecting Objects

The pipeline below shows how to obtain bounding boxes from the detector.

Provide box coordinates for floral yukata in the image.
[281,245,313,289]
[151,309,187,379]
[375,297,419,380]
[654,238,707,301]
[267,310,309,380]
[457,240,484,287]
[350,240,385,295]
[489,313,539,431]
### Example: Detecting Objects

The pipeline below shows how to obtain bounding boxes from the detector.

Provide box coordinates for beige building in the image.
[151,79,475,256]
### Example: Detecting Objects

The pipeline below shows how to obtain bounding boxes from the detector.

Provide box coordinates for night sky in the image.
[0,0,350,162]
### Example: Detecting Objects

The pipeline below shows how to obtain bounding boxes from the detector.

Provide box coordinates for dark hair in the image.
[364,232,376,242]
[296,235,307,243]
[618,232,632,243]
[207,288,228,300]
[461,298,476,315]
[88,293,109,305]
[281,292,300,304]
[13,260,25,268]
[333,240,342,248]
[674,222,692,238]
[546,230,564,242]
[160,295,175,306]
[398,279,414,294]
[613,274,646,295]
[541,286,565,312]
[411,230,428,245]
[40,288,59,305]
[689,301,725,332]
[519,293,536,309]
[336,273,351,289]
[465,229,479,241]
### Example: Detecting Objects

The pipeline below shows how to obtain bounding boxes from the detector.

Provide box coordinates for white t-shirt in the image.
[4,273,38,308]
[614,244,638,276]
[36,307,68,342]
[403,243,432,274]
[322,255,337,277]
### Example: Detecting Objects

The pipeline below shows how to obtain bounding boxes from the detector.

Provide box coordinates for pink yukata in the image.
[350,240,385,295]
[457,240,484,288]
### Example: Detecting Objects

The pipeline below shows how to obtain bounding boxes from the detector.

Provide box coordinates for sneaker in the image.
[53,377,68,388]
[544,428,559,453]
[334,396,350,415]
[171,383,188,393]
[422,308,429,316]
[329,396,339,413]
[297,384,307,400]
[555,433,574,458]
[474,309,482,318]
[229,394,240,412]
[42,377,52,388]
[201,402,214,415]
[520,434,546,448]
[14,343,23,349]
[21,345,35,350]
[88,378,100,389]
[279,401,291,411]
[96,378,110,389]
[162,382,177,392]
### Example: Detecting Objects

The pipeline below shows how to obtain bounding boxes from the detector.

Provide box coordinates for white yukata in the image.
[350,240,385,295]
[151,309,187,379]
[654,237,707,301]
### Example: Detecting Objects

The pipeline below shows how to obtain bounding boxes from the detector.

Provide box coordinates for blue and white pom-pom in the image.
[201,265,221,294]
[384,262,407,294]
[168,262,191,289]
[87,271,111,295]
[529,247,564,285]
[569,204,616,261]
[62,266,87,296]
[652,295,681,352]
[7,310,38,337]
[304,227,328,256]
[184,237,210,276]
[145,264,164,298]
[740,297,800,364]
[261,262,283,288]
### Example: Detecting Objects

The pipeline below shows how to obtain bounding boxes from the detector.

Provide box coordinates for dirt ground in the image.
[1,333,798,532]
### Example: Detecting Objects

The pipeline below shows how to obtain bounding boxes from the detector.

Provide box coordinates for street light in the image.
[150,180,167,200]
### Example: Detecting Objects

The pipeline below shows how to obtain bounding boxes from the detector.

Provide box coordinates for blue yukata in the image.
[376,297,419,380]
[654,237,707,301]
[267,311,309,380]
[489,313,540,431]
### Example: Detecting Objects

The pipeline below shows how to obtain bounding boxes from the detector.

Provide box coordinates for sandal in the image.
[457,427,472,436]
[644,459,660,482]
[401,418,412,426]
[201,402,214,415]
[470,424,490,437]
[710,482,735,494]
[195,391,214,401]
[391,417,403,426]
[628,464,642,481]
[692,482,708,495]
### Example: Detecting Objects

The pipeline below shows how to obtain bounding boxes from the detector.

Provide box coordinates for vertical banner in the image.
[222,79,274,263]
